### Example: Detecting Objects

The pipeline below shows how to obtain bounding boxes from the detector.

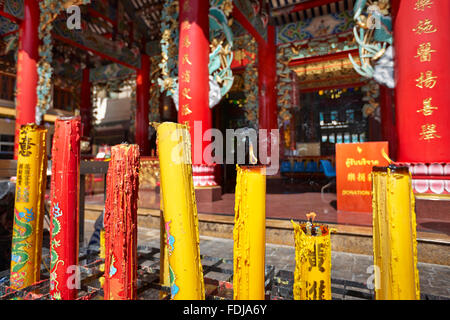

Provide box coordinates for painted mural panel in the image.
[277,10,354,45]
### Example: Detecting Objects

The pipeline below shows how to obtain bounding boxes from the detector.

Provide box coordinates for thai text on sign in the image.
[336,142,389,213]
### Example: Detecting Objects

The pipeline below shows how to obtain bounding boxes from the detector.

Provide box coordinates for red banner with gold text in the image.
[394,0,450,162]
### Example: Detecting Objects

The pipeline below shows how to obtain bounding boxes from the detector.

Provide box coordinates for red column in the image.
[50,117,81,300]
[393,0,450,162]
[258,25,278,160]
[14,0,40,159]
[80,67,92,138]
[136,53,150,156]
[80,68,92,139]
[178,0,210,165]
[379,85,397,159]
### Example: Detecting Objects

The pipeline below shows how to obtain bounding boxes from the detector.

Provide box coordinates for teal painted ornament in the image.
[158,0,234,110]
[350,0,394,88]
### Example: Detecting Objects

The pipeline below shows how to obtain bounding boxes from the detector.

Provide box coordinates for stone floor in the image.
[84,220,450,299]
[86,188,450,234]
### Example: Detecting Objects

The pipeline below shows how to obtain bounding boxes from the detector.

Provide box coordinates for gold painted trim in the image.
[415,193,450,200]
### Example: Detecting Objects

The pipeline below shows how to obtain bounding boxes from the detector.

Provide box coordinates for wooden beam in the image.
[0,10,22,24]
[88,7,117,26]
[232,5,266,46]
[272,0,342,17]
[119,0,149,42]
[1,29,18,38]
[299,81,366,93]
[289,49,359,67]
[52,33,139,71]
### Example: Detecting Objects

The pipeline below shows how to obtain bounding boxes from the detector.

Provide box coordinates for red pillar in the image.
[258,25,278,157]
[80,68,92,139]
[178,0,210,165]
[379,85,397,159]
[50,117,81,300]
[393,0,450,162]
[14,0,40,159]
[136,53,150,156]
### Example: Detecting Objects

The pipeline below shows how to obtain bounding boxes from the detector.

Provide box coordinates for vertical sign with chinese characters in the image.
[178,0,211,165]
[394,0,450,162]
[10,125,47,290]
[336,142,389,213]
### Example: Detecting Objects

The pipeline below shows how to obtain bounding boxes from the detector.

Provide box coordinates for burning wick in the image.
[249,141,258,165]
[381,148,393,165]
[305,212,317,236]
[306,212,316,223]
[305,212,316,236]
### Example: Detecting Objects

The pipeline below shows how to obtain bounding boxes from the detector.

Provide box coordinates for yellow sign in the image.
[10,125,47,290]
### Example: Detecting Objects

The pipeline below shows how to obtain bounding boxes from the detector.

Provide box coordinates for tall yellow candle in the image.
[10,124,47,290]
[371,166,420,300]
[233,165,266,300]
[159,186,170,300]
[371,167,391,300]
[157,122,204,300]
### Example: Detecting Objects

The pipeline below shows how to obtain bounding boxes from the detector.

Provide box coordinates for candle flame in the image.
[249,141,258,165]
[306,212,316,222]
[381,147,393,164]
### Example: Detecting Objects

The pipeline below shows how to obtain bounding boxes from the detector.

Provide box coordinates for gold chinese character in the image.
[414,0,433,11]
[182,88,192,100]
[182,104,192,116]
[183,0,191,13]
[182,54,192,65]
[413,19,437,34]
[183,36,191,48]
[416,71,437,89]
[347,173,356,182]
[181,70,191,83]
[182,21,191,31]
[415,43,436,62]
[419,124,440,140]
[417,97,438,116]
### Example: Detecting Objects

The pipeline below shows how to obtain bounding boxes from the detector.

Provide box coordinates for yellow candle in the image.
[371,167,391,300]
[10,124,47,290]
[159,187,170,300]
[371,166,420,300]
[291,220,333,300]
[157,122,204,300]
[233,165,266,300]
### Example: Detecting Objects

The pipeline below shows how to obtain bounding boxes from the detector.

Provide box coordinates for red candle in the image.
[49,117,81,300]
[103,144,140,300]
